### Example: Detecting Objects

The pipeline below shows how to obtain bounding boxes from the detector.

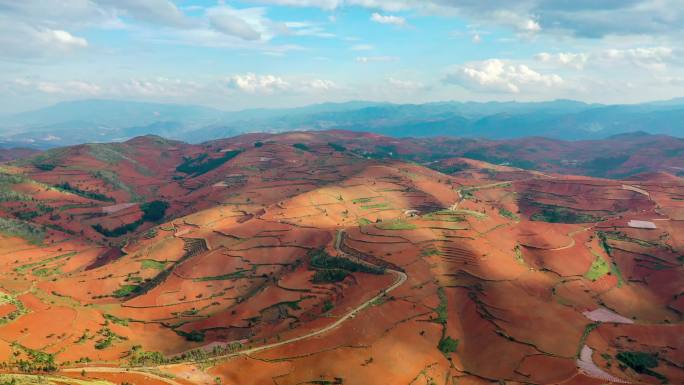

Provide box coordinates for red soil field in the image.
[0,131,680,384]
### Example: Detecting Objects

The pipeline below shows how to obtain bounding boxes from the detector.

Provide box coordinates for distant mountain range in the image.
[2,98,683,148]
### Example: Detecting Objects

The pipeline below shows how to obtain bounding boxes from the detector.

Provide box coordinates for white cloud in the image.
[244,0,416,12]
[535,52,588,69]
[600,47,673,70]
[225,73,337,94]
[284,22,336,38]
[93,0,191,28]
[227,73,290,94]
[39,30,89,48]
[490,10,542,36]
[116,78,200,97]
[206,6,276,41]
[244,0,343,10]
[356,56,399,63]
[13,79,101,95]
[0,18,89,59]
[471,33,482,43]
[521,18,541,33]
[535,46,674,71]
[370,13,406,26]
[445,59,563,93]
[301,78,337,91]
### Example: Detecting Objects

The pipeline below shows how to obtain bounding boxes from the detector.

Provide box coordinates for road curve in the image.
[64,229,407,378]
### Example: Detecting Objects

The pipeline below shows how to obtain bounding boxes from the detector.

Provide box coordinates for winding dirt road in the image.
[64,229,407,382]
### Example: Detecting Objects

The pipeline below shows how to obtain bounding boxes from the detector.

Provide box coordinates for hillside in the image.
[0,131,681,385]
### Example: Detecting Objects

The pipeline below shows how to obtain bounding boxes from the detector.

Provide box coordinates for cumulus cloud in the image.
[600,47,673,70]
[226,73,337,94]
[370,13,407,26]
[227,73,290,94]
[116,78,200,97]
[300,79,337,91]
[535,52,589,69]
[445,59,563,93]
[40,30,89,48]
[536,46,674,71]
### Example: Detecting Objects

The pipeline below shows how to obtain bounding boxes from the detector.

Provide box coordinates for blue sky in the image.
[0,0,682,114]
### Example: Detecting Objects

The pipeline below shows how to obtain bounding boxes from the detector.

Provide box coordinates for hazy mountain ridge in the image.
[2,98,684,148]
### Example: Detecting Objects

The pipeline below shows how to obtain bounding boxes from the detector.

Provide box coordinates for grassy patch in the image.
[352,197,374,204]
[11,343,57,373]
[310,249,383,274]
[322,300,334,313]
[357,218,372,226]
[423,210,468,222]
[312,269,349,283]
[435,287,448,324]
[376,219,416,230]
[0,171,32,202]
[176,150,242,176]
[0,218,45,245]
[103,313,130,326]
[112,284,141,298]
[0,292,28,326]
[15,252,77,273]
[92,169,138,201]
[513,245,525,265]
[616,351,666,382]
[140,260,167,270]
[292,143,311,152]
[92,221,142,238]
[585,256,611,281]
[328,142,346,152]
[610,263,625,287]
[128,345,167,366]
[32,266,62,277]
[54,182,114,202]
[308,249,383,284]
[87,143,132,165]
[140,200,169,222]
[498,207,519,221]
[438,336,459,356]
[94,326,127,350]
[360,203,390,210]
[577,322,599,357]
[451,209,487,218]
[531,206,601,224]
[175,330,205,342]
[421,247,442,257]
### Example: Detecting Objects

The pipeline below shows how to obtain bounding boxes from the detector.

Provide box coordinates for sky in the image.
[0,0,682,114]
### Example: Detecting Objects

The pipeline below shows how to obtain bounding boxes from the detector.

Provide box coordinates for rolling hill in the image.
[0,130,681,385]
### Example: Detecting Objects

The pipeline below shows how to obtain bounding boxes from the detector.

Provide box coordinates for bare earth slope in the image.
[0,131,681,385]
